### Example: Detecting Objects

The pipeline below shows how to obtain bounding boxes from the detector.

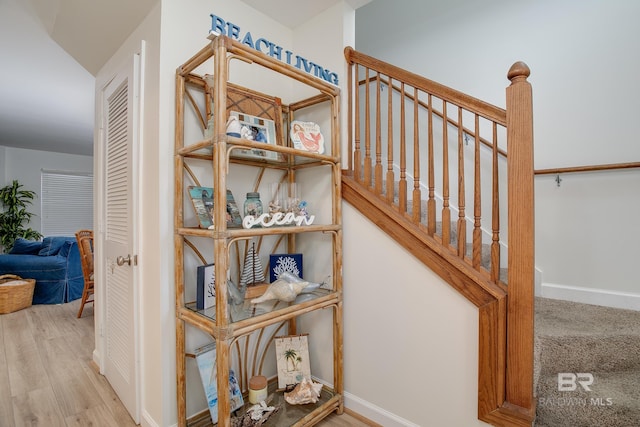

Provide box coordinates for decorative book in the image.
[196,263,215,310]
[269,253,303,283]
[275,334,311,390]
[194,342,244,424]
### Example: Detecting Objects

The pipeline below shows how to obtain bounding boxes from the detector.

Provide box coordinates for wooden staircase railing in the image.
[343,47,535,426]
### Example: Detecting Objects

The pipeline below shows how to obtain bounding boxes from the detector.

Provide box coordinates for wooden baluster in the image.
[386,75,395,203]
[506,61,534,414]
[375,73,383,194]
[472,113,483,269]
[353,64,363,182]
[442,101,451,245]
[412,87,421,223]
[427,94,436,235]
[398,82,407,213]
[364,68,372,187]
[349,61,357,177]
[491,122,500,282]
[457,107,466,257]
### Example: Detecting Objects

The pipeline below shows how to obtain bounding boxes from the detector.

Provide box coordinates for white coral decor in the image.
[273,256,300,278]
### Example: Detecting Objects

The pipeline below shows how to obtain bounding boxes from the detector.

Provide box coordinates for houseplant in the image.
[0,180,43,253]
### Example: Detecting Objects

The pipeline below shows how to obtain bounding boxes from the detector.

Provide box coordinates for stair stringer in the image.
[342,174,535,427]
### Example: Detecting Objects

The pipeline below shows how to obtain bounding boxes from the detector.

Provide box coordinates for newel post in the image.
[505,61,535,415]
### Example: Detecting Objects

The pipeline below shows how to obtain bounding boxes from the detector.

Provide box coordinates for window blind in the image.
[41,170,93,236]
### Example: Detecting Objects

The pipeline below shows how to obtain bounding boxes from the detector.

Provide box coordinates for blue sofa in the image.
[0,236,84,304]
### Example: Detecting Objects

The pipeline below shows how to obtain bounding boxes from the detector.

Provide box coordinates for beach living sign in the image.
[209,14,339,85]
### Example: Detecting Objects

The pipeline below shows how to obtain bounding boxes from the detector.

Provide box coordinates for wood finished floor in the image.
[0,299,374,427]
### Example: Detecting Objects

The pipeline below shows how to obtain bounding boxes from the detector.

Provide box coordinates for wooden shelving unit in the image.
[174,35,343,427]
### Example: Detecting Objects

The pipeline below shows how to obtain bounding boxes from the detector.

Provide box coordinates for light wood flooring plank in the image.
[25,302,66,342]
[64,403,124,427]
[38,336,104,418]
[3,310,50,396]
[0,312,16,424]
[12,386,67,427]
[317,410,380,427]
[79,361,136,427]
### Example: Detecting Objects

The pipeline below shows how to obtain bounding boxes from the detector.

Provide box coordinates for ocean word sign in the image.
[209,14,339,85]
[242,212,315,229]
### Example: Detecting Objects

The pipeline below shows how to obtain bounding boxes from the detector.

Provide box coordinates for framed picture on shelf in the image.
[194,342,244,424]
[228,111,284,162]
[225,190,243,228]
[290,120,325,154]
[196,263,215,310]
[187,186,242,229]
[275,334,311,390]
[188,186,214,229]
[269,253,303,283]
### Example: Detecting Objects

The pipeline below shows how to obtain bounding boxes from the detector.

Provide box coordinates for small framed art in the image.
[188,186,214,229]
[187,186,242,229]
[290,120,324,154]
[274,334,311,390]
[269,253,303,283]
[229,111,284,162]
[194,342,244,424]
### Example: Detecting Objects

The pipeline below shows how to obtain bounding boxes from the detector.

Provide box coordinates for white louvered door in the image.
[101,54,140,423]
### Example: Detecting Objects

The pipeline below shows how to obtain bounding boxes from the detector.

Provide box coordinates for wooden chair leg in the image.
[77,291,88,318]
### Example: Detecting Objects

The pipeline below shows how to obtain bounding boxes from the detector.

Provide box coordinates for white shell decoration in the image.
[278,271,330,294]
[284,377,323,405]
[250,278,309,304]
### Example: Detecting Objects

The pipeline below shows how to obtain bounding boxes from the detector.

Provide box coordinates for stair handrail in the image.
[344,47,536,425]
[536,161,640,175]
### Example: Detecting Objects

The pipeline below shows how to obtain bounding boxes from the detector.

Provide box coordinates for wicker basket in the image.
[0,274,35,314]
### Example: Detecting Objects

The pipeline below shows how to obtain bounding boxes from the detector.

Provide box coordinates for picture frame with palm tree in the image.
[274,334,311,391]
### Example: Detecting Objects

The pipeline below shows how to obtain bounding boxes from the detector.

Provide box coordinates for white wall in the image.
[356,0,640,309]
[0,146,93,233]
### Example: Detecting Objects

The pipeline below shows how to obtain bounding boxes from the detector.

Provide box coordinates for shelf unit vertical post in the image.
[174,67,188,427]
[212,35,233,427]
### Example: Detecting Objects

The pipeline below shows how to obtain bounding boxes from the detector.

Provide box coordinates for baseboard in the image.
[312,376,418,426]
[538,282,640,311]
[343,391,420,427]
[141,410,159,427]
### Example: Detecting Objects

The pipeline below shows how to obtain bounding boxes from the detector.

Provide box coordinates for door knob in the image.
[116,255,132,266]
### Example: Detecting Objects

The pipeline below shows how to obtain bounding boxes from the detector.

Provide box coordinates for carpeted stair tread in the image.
[536,334,640,374]
[535,297,640,337]
[534,297,640,426]
[535,369,640,427]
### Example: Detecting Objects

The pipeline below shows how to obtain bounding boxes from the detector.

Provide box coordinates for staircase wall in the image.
[341,203,490,427]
